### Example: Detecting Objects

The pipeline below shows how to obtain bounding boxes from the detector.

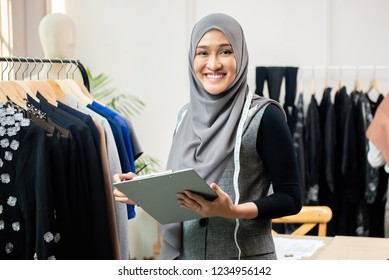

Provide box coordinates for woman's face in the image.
[194,29,237,95]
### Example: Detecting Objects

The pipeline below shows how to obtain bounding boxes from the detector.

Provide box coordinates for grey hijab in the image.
[160,13,279,260]
[167,13,250,184]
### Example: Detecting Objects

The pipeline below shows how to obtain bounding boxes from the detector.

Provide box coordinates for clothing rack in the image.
[299,65,389,70]
[250,65,389,70]
[0,56,90,91]
[299,65,389,78]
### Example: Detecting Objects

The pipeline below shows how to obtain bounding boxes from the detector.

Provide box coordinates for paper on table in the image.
[273,236,326,260]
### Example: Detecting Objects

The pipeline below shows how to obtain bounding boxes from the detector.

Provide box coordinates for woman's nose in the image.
[206,55,222,70]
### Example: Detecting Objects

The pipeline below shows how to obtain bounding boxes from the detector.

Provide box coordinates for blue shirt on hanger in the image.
[87,102,136,219]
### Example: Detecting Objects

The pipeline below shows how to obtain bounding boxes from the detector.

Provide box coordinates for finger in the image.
[115,196,130,203]
[210,183,223,196]
[176,192,194,204]
[113,172,136,183]
[179,203,202,213]
[176,193,201,211]
[184,190,203,201]
[115,196,136,205]
[184,190,209,207]
[113,188,126,197]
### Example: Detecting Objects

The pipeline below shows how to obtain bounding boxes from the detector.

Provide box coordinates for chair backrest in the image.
[272,206,333,237]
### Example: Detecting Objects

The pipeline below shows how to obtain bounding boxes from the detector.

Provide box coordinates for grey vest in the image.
[177,105,276,259]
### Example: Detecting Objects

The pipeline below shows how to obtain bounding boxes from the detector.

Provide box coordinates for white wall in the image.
[61,0,389,258]
[329,0,389,97]
[66,0,190,173]
[65,0,389,173]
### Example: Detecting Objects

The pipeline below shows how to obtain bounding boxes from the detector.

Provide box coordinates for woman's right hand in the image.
[113,172,137,205]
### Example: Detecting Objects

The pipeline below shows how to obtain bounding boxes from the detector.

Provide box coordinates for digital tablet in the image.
[113,168,217,224]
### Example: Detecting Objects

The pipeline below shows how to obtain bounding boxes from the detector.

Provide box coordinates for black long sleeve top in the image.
[254,104,302,219]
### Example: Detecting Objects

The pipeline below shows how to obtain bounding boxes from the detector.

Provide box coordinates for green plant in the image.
[87,68,160,174]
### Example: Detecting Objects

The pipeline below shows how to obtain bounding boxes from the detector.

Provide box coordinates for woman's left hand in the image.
[176,183,236,218]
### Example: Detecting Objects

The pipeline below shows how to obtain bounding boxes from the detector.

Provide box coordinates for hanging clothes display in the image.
[0,57,142,260]
[255,65,388,237]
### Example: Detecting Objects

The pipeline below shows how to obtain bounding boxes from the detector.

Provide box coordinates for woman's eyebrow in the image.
[196,43,232,49]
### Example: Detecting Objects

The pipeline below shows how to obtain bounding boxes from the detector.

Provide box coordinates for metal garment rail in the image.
[299,65,389,70]
[250,65,389,70]
[0,56,90,91]
[299,65,389,76]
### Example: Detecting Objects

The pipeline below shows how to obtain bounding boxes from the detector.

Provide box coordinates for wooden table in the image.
[274,234,389,260]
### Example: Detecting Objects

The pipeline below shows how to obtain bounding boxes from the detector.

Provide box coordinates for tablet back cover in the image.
[113,168,217,224]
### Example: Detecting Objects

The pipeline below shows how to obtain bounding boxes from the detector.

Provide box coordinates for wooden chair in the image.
[272,206,333,237]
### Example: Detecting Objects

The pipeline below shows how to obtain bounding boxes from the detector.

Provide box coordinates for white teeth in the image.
[207,74,223,79]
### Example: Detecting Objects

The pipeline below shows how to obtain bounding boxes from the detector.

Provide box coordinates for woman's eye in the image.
[221,49,233,55]
[196,51,208,56]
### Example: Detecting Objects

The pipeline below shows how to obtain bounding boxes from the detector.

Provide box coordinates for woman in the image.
[114,13,302,260]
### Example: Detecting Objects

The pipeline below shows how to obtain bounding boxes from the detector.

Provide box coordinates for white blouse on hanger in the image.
[368,141,389,173]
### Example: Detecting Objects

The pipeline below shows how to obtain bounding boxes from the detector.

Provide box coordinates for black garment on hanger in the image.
[286,93,306,199]
[255,66,298,106]
[255,66,267,97]
[334,86,358,236]
[318,87,337,236]
[304,94,321,206]
[57,101,103,171]
[351,90,376,236]
[284,67,299,107]
[361,92,388,237]
[0,102,58,259]
[255,66,285,101]
[27,94,114,259]
[267,67,285,102]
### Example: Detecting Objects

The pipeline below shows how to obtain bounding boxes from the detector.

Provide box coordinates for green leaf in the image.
[135,155,162,175]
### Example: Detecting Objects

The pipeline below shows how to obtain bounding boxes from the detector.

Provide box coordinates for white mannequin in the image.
[38,13,76,79]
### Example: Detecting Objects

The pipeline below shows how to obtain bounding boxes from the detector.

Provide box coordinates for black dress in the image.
[0,103,57,259]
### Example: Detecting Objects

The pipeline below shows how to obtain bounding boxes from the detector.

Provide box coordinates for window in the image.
[0,0,13,57]
[46,0,66,14]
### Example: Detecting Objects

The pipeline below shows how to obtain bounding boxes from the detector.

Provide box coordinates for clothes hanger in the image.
[324,66,330,89]
[15,57,39,102]
[44,59,68,102]
[24,58,42,96]
[0,58,26,108]
[366,67,381,102]
[71,59,98,102]
[65,59,92,104]
[8,57,33,105]
[0,59,9,103]
[53,60,86,105]
[297,68,304,94]
[337,66,345,91]
[353,66,362,92]
[56,58,92,105]
[0,88,8,103]
[24,58,57,105]
[310,67,316,95]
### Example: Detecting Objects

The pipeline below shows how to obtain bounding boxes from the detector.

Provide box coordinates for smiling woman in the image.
[194,29,237,95]
[113,13,302,260]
